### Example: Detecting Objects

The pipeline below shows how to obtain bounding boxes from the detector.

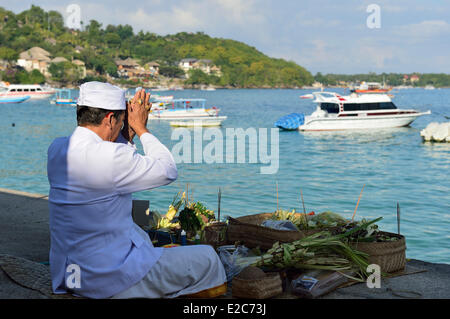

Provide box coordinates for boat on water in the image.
[50,89,77,106]
[151,86,170,91]
[151,94,174,102]
[0,95,30,104]
[169,117,227,127]
[148,98,227,126]
[275,91,431,131]
[0,84,56,99]
[200,85,216,91]
[350,81,391,94]
[149,98,222,119]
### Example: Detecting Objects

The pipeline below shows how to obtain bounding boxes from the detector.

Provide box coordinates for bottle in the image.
[194,233,200,245]
[180,230,187,246]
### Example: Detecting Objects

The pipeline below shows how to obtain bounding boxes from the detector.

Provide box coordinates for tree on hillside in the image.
[105,33,121,48]
[17,5,46,26]
[86,20,103,44]
[158,65,185,78]
[49,61,82,84]
[185,69,210,85]
[0,47,18,65]
[0,5,317,88]
[28,69,46,83]
[45,10,64,34]
[117,24,133,40]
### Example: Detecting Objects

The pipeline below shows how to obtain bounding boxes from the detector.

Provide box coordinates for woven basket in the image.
[232,272,282,299]
[350,231,406,273]
[227,213,308,250]
[203,222,228,249]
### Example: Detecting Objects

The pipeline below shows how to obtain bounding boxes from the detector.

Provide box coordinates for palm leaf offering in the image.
[149,191,217,240]
[270,210,349,230]
[253,218,383,280]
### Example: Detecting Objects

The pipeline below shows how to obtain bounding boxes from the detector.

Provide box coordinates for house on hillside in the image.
[17,47,52,77]
[49,57,86,79]
[210,65,222,77]
[45,38,57,46]
[115,58,139,78]
[410,75,420,83]
[178,58,197,72]
[74,45,84,53]
[193,59,212,74]
[145,61,160,76]
[178,58,222,78]
[115,58,152,79]
[72,59,87,78]
[0,59,8,72]
[51,57,68,64]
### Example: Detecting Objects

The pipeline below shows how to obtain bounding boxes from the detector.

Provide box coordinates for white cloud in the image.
[394,20,450,39]
[215,0,265,26]
[126,6,203,35]
[297,17,341,27]
[2,0,449,73]
[356,46,395,69]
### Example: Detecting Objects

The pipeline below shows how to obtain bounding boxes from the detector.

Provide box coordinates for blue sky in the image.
[1,0,449,74]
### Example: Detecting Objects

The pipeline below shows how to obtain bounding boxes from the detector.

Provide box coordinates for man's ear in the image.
[104,112,114,127]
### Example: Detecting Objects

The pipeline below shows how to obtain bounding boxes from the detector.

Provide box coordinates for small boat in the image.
[275,91,431,131]
[0,96,30,104]
[0,84,56,99]
[151,86,170,91]
[201,85,216,91]
[148,98,226,121]
[151,94,174,102]
[169,116,227,127]
[350,82,391,94]
[50,89,77,106]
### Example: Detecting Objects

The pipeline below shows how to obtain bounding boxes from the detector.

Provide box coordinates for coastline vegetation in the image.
[1,5,449,89]
[0,5,313,88]
[314,72,450,88]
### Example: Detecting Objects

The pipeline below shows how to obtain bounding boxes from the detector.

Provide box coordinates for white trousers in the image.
[111,225,227,299]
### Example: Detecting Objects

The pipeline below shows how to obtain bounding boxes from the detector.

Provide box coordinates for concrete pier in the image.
[0,188,449,299]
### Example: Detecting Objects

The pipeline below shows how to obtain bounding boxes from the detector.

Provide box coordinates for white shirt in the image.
[47,126,177,298]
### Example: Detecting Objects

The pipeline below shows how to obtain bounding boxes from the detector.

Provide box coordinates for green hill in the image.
[0,5,314,88]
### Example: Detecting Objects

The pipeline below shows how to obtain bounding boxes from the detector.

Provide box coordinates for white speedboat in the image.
[149,98,227,126]
[169,117,227,127]
[275,91,431,131]
[0,84,56,99]
[151,86,170,91]
[151,94,174,102]
[200,85,216,91]
[149,98,224,119]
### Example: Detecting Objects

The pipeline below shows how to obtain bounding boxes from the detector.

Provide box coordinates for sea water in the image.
[0,88,448,264]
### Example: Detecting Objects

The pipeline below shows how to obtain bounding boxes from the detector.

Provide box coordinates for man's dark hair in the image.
[77,105,124,126]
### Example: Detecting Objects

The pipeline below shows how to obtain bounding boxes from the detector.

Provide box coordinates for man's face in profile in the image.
[111,112,125,142]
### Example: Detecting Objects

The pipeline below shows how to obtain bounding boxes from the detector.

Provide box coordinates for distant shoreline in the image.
[57,83,450,90]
